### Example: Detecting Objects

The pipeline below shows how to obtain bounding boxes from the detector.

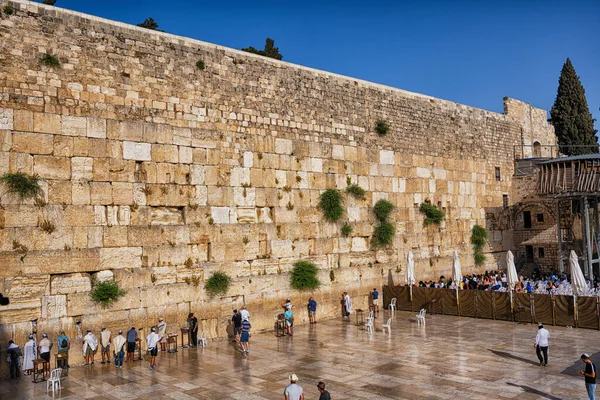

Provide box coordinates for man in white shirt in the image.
[240,305,250,321]
[38,333,52,363]
[100,327,111,364]
[112,330,126,368]
[146,327,161,370]
[284,374,304,400]
[535,323,550,366]
[83,329,98,366]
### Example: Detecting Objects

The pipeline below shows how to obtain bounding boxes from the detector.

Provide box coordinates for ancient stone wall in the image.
[0,0,554,365]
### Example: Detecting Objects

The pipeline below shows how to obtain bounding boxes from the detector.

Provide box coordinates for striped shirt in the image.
[241,320,251,333]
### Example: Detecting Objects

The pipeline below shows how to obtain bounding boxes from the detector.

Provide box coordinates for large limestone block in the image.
[64,206,94,226]
[270,240,293,258]
[87,117,107,139]
[233,187,255,207]
[380,149,395,165]
[151,266,177,285]
[0,249,100,278]
[150,207,184,225]
[5,275,50,301]
[72,157,93,181]
[62,116,87,136]
[3,205,39,227]
[275,138,293,155]
[123,141,151,161]
[211,207,231,224]
[33,113,61,135]
[128,226,163,246]
[33,155,71,180]
[99,247,142,269]
[41,295,67,319]
[51,273,91,295]
[0,300,41,324]
[12,132,53,154]
[90,182,113,204]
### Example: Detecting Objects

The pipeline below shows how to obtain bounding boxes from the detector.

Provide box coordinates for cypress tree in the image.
[242,38,283,60]
[550,58,598,155]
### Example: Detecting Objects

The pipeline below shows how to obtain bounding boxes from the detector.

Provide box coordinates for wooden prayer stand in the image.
[32,358,49,382]
[167,333,178,353]
[180,327,190,348]
[55,352,68,376]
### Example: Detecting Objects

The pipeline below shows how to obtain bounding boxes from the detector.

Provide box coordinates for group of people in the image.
[6,317,170,378]
[283,374,331,400]
[231,306,252,354]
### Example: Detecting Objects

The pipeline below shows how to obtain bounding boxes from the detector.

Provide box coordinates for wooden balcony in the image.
[538,155,600,197]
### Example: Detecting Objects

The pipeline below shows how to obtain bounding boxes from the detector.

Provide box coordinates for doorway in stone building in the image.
[533,141,542,158]
[525,245,534,263]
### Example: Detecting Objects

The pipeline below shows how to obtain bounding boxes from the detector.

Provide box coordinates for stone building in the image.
[0,0,557,364]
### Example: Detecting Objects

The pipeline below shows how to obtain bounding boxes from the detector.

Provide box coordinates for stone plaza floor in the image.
[2,310,600,399]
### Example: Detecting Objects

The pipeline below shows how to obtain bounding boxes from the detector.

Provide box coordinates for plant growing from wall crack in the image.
[419,202,445,226]
[372,199,395,248]
[375,119,390,136]
[471,224,488,266]
[91,280,126,308]
[290,260,321,290]
[319,189,344,222]
[0,173,43,202]
[204,271,231,297]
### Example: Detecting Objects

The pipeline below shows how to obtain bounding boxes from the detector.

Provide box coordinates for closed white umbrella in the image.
[506,250,518,291]
[570,250,587,295]
[406,251,415,286]
[452,251,462,286]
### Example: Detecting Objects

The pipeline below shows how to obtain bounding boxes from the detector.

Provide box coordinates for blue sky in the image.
[51,0,599,125]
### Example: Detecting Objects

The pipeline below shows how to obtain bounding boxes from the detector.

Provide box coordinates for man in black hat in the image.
[534,323,550,366]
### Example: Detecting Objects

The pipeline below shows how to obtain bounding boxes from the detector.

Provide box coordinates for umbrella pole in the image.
[456,287,460,316]
[410,285,413,312]
[510,290,514,322]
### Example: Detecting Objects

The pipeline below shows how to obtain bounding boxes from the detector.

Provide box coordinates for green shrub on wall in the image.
[471,224,488,266]
[204,272,232,297]
[319,189,344,222]
[91,280,126,308]
[375,119,390,136]
[373,199,394,222]
[346,183,366,200]
[373,221,395,247]
[341,223,353,237]
[40,54,60,68]
[0,173,43,202]
[419,203,445,226]
[290,261,321,290]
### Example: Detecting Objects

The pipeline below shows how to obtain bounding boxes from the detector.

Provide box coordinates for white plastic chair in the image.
[382,318,392,334]
[389,298,397,311]
[46,368,62,395]
[368,310,374,320]
[365,317,374,333]
[199,330,208,346]
[416,308,426,326]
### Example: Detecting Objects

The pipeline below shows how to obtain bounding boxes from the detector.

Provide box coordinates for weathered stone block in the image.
[50,273,91,295]
[123,141,151,161]
[13,109,33,132]
[33,113,60,134]
[12,132,53,154]
[0,108,14,130]
[87,117,107,139]
[99,247,142,269]
[42,295,67,319]
[62,116,87,136]
[72,156,93,180]
[33,155,71,180]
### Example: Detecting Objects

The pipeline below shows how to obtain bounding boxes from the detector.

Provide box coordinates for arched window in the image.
[533,141,541,158]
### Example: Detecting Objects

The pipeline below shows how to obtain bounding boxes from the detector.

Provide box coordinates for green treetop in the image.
[242,38,283,60]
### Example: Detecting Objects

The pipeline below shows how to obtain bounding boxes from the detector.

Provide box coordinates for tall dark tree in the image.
[550,58,598,155]
[42,0,57,5]
[242,38,283,60]
[137,18,164,32]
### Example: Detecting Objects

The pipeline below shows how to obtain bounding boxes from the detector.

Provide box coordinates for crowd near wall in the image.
[0,0,555,364]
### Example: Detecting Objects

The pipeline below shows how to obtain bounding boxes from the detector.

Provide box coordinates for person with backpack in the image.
[6,340,22,379]
[57,331,70,370]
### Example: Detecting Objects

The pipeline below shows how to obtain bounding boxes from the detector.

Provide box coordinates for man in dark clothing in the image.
[580,353,596,400]
[232,309,242,342]
[317,381,331,400]
[126,327,137,363]
[7,340,22,379]
[308,297,317,324]
[188,313,198,347]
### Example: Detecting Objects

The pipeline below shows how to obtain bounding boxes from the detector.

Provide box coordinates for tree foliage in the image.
[42,0,57,5]
[137,17,164,32]
[550,58,598,155]
[242,38,283,60]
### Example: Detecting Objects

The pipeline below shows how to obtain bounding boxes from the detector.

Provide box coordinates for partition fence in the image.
[382,285,600,330]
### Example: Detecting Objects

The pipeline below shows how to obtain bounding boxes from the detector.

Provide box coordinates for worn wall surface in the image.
[0,0,555,364]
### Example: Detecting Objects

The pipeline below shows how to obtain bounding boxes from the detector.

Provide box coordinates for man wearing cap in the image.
[157,318,167,352]
[22,334,36,375]
[38,333,52,363]
[317,381,331,400]
[187,313,198,347]
[100,327,111,364]
[371,288,379,317]
[240,316,251,354]
[126,326,137,363]
[146,327,161,370]
[282,298,293,311]
[7,340,22,379]
[83,329,98,366]
[580,354,597,400]
[534,323,550,366]
[113,330,126,368]
[284,374,304,400]
[232,309,242,342]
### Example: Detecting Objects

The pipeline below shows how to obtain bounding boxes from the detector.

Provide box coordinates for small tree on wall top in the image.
[242,38,283,60]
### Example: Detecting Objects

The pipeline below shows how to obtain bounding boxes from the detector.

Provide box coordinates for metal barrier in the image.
[383,286,600,330]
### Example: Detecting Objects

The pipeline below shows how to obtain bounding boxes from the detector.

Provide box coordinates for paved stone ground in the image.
[2,310,599,400]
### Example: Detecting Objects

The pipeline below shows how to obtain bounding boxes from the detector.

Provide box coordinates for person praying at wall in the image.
[22,334,36,375]
[157,318,167,352]
[38,333,52,363]
[83,329,98,366]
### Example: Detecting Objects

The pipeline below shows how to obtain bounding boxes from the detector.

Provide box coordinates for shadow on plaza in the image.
[506,382,563,400]
[560,352,600,378]
[488,349,540,366]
